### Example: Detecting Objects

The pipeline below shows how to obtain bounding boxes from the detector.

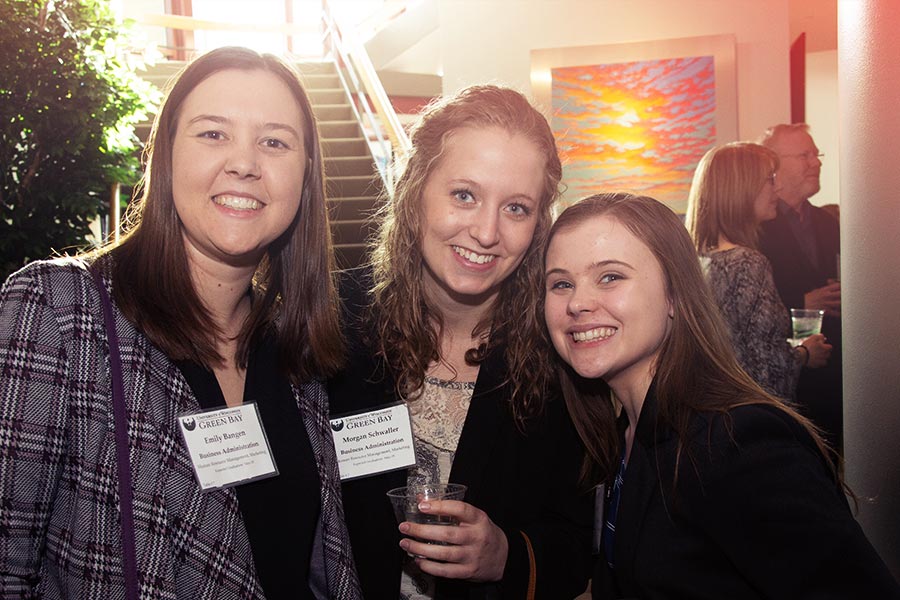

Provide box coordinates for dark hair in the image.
[369,84,562,422]
[685,142,779,251]
[546,192,835,485]
[103,46,342,382]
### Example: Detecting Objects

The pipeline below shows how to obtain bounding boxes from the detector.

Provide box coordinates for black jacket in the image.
[758,203,840,314]
[592,384,898,599]
[327,268,593,599]
[758,204,842,449]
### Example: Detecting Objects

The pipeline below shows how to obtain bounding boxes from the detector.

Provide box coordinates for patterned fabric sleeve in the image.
[0,264,72,597]
[704,248,800,400]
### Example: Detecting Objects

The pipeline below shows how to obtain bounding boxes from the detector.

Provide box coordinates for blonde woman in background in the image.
[685,142,831,401]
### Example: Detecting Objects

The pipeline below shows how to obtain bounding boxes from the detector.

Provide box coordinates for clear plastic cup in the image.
[790,308,825,342]
[386,483,467,528]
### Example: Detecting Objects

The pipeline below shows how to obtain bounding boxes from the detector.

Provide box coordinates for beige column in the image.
[838,0,900,577]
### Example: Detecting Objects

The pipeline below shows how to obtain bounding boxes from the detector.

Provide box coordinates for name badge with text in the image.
[178,403,277,491]
[330,404,416,480]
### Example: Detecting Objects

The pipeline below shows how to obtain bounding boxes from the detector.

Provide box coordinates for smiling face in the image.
[544,215,673,398]
[770,129,821,208]
[419,126,544,309]
[171,68,306,271]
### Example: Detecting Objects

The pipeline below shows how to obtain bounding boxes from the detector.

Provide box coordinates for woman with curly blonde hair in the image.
[328,85,592,599]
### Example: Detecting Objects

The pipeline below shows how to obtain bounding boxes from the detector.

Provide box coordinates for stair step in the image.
[332,219,379,246]
[325,156,376,177]
[295,56,381,270]
[327,175,383,198]
[313,104,353,121]
[296,61,337,76]
[322,138,369,157]
[318,120,362,138]
[328,196,383,221]
[308,88,347,105]
[334,244,369,270]
[302,73,342,89]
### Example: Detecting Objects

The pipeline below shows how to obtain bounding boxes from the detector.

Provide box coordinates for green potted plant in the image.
[1,0,160,280]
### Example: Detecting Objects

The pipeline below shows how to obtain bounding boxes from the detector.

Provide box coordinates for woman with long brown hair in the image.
[543,193,897,598]
[0,47,359,598]
[685,142,831,400]
[328,85,592,599]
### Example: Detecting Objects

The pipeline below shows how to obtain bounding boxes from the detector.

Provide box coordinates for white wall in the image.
[806,50,840,207]
[437,0,792,140]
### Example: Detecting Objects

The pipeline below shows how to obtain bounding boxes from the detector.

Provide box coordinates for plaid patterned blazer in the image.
[0,259,361,599]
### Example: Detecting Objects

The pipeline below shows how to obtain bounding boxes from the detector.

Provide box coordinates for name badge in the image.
[177,403,278,491]
[330,404,416,480]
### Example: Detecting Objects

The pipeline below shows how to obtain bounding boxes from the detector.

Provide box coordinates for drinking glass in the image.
[790,308,825,345]
[387,483,467,529]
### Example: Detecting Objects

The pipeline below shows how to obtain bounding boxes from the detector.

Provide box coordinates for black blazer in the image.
[592,385,899,599]
[758,205,842,448]
[328,268,593,599]
[758,203,840,314]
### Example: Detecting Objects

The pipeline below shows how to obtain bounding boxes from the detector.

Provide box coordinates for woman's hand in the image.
[801,333,832,369]
[398,499,509,582]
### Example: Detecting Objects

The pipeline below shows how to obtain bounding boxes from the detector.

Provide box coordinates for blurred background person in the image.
[820,203,841,223]
[0,47,360,599]
[758,123,842,452]
[685,141,831,401]
[328,85,592,599]
[543,192,898,599]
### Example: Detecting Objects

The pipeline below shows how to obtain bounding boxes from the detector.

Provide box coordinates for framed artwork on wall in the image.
[531,34,737,213]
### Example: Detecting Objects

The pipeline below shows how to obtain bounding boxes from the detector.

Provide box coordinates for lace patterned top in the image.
[400,376,475,600]
[702,247,801,400]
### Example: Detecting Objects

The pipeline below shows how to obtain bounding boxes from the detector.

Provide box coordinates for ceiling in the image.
[790,0,837,52]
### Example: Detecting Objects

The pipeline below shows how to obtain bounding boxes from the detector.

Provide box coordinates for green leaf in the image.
[1,0,158,279]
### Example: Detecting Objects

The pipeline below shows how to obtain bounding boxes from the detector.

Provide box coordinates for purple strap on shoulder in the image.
[91,267,140,600]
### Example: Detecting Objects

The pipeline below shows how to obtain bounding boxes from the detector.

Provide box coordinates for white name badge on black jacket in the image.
[330,403,416,480]
[177,403,278,491]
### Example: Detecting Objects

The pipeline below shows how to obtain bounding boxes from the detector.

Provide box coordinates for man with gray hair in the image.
[758,123,842,454]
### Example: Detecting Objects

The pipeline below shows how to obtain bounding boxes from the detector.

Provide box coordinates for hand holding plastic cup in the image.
[387,483,467,549]
[789,308,825,346]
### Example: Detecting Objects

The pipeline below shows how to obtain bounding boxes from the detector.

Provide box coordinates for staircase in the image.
[297,60,383,270]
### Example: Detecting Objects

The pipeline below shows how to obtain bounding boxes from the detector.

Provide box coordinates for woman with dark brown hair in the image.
[0,47,360,598]
[543,192,898,598]
[328,85,592,599]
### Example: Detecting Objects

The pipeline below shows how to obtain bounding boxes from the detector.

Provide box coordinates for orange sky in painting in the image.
[552,56,716,213]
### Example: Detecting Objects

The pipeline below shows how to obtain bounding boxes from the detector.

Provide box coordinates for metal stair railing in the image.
[321,0,411,196]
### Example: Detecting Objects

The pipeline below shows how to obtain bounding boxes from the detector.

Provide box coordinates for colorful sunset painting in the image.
[551,56,716,213]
